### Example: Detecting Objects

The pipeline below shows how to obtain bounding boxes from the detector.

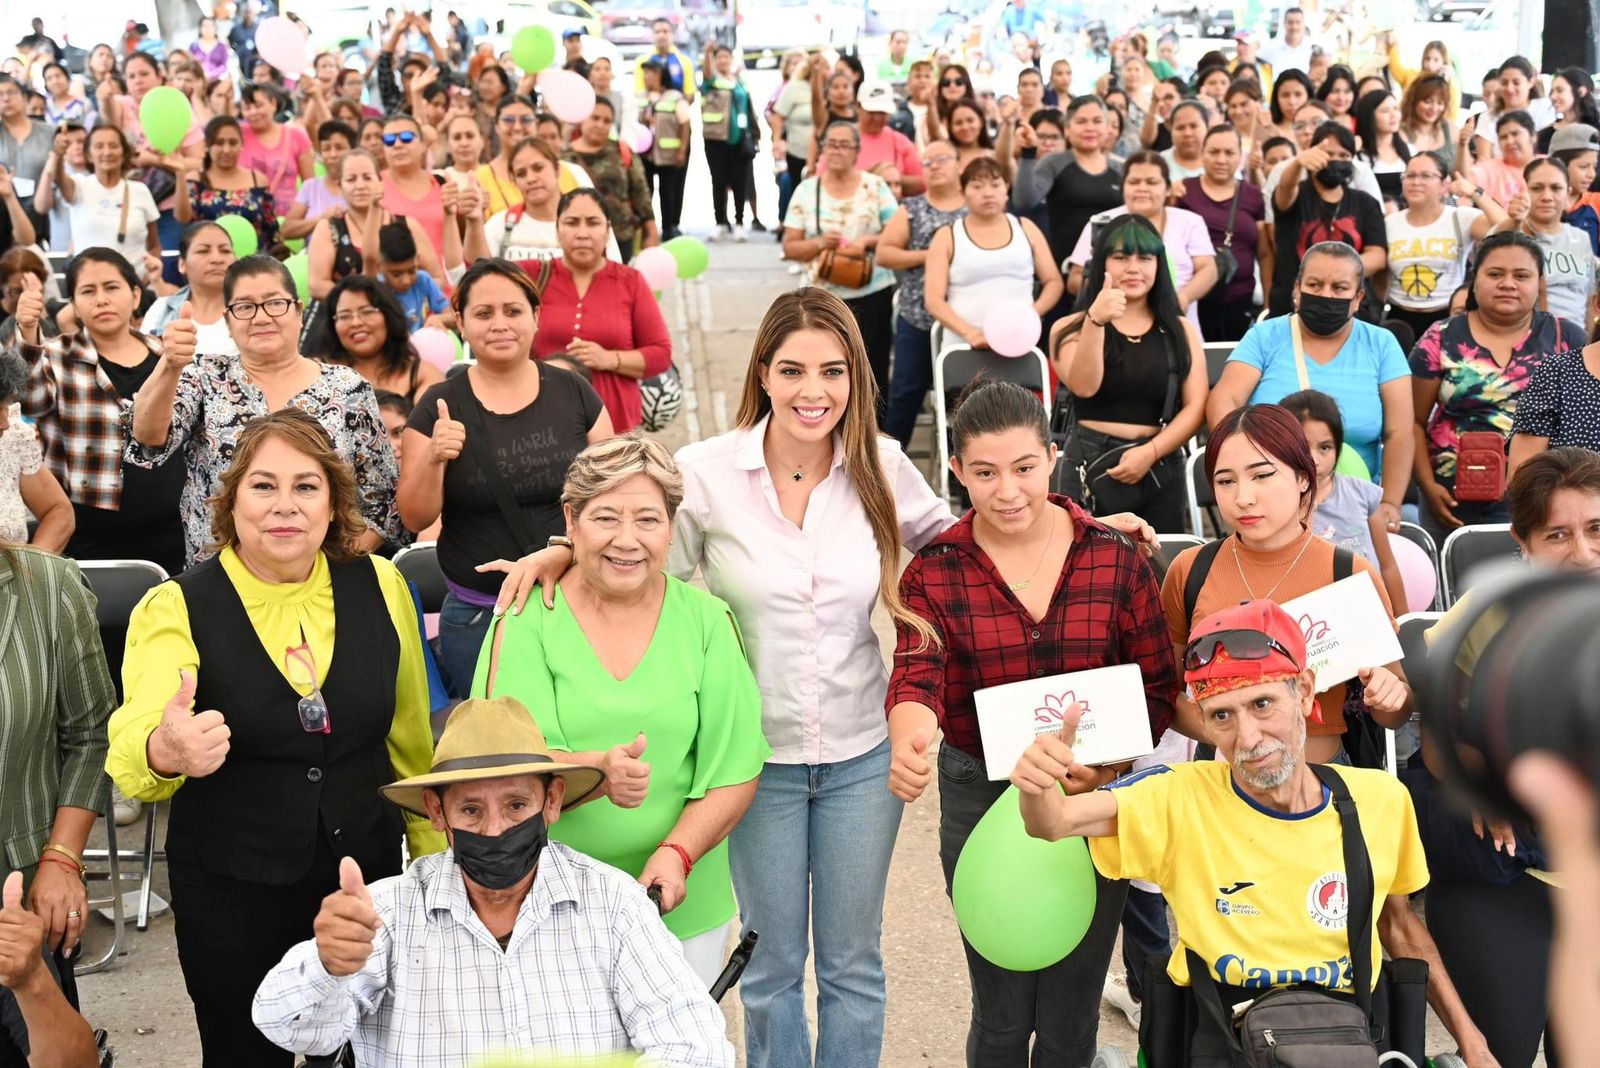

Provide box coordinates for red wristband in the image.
[657,841,694,878]
[39,853,85,880]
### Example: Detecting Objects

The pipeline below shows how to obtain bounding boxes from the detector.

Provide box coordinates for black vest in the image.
[165,554,404,886]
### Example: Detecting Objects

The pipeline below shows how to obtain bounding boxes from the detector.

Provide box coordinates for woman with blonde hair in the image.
[485,287,1158,1068]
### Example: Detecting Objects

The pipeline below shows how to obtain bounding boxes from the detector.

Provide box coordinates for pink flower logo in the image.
[1298,614,1331,642]
[1033,691,1088,726]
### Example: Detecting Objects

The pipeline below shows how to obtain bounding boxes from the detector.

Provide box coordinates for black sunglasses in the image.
[1184,629,1299,673]
[942,77,968,87]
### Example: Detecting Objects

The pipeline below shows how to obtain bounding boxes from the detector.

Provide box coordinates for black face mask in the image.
[1314,159,1353,189]
[449,811,548,890]
[1297,292,1355,336]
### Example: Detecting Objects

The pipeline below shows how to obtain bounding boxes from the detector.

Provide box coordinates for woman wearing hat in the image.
[107,409,443,1068]
[472,435,769,986]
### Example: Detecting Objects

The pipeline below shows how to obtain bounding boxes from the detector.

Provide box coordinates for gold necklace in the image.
[1233,529,1313,603]
[766,444,827,483]
[1006,508,1058,593]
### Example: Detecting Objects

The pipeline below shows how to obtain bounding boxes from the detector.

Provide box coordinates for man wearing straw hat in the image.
[252,697,735,1067]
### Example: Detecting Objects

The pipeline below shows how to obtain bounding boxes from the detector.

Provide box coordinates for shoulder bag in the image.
[1207,183,1243,296]
[448,373,540,556]
[1454,431,1507,502]
[812,177,874,289]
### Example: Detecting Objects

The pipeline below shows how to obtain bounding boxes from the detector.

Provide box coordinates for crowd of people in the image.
[1,2,1599,1067]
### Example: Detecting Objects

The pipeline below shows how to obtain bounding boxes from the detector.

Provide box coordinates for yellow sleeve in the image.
[373,557,447,859]
[1386,41,1419,89]
[1086,766,1180,885]
[105,582,196,802]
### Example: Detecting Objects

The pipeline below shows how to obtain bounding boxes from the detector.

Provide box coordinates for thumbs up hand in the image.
[0,872,46,991]
[148,670,231,778]
[603,732,651,809]
[13,273,44,340]
[1011,703,1100,795]
[428,398,466,465]
[161,301,199,372]
[314,857,382,977]
[889,727,934,803]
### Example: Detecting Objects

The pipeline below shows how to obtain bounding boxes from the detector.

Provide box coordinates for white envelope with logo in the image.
[1279,575,1404,693]
[973,663,1155,780]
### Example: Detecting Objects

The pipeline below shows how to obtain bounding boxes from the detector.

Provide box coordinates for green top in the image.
[472,575,769,938]
[877,56,914,82]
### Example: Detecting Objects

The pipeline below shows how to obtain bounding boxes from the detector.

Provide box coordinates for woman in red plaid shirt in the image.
[886,378,1179,1066]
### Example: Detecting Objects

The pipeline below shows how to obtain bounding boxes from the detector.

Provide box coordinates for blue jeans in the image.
[884,315,934,450]
[729,739,902,1068]
[158,209,184,285]
[437,592,494,699]
[937,744,1127,1068]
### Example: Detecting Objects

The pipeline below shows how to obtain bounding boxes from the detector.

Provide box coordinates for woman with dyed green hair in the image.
[1047,212,1209,533]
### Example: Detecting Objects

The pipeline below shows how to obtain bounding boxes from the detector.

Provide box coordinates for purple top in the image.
[294,177,346,223]
[1177,180,1266,305]
[189,39,231,82]
[444,575,498,609]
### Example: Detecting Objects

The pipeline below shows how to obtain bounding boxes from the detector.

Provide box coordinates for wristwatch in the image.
[1473,186,1485,199]
[547,535,573,550]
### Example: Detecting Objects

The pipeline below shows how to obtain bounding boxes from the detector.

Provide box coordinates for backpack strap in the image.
[1334,545,1353,582]
[1311,763,1375,1018]
[1182,537,1228,627]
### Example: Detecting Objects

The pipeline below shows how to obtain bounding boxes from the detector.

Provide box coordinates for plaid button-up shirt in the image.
[14,328,160,512]
[887,496,1179,759]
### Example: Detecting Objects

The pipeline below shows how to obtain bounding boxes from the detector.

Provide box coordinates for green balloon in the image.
[1334,442,1372,481]
[138,86,192,156]
[284,250,310,301]
[511,25,557,73]
[214,214,259,258]
[663,235,709,279]
[952,785,1097,971]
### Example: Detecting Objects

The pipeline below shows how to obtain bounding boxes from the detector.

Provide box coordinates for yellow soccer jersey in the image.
[1088,762,1429,991]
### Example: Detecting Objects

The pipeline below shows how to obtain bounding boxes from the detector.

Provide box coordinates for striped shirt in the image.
[251,844,735,1067]
[14,328,161,511]
[0,548,114,873]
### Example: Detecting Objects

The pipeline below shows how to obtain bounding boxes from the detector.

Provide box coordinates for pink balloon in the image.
[1386,533,1439,614]
[254,17,307,77]
[412,328,457,374]
[539,69,597,125]
[631,126,654,154]
[633,246,678,292]
[981,299,1042,358]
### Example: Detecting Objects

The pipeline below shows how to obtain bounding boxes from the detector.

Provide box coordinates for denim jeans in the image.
[936,744,1128,1067]
[884,316,934,450]
[729,740,902,1068]
[437,592,494,699]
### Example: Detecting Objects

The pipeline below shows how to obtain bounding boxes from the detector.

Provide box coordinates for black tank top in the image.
[1072,325,1178,426]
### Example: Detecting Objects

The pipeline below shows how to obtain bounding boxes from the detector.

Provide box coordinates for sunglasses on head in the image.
[1183,629,1299,673]
[382,130,418,146]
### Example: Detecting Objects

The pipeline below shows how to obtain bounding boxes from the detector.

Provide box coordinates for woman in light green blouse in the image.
[473,434,768,984]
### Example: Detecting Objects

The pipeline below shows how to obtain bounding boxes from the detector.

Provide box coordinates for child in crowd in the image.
[378,222,453,334]
[1282,389,1409,610]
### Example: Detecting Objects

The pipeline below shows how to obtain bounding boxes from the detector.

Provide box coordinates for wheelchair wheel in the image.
[1092,1048,1133,1068]
[1430,1055,1468,1068]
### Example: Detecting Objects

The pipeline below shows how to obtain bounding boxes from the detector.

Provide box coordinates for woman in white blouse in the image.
[485,289,1152,1068]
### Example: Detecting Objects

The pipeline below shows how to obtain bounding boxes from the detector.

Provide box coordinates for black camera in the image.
[1422,566,1600,823]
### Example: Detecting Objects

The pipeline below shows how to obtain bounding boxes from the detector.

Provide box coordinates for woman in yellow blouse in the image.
[106,409,442,1068]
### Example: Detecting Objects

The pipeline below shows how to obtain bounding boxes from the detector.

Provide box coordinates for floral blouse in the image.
[0,405,43,544]
[186,177,281,251]
[124,354,405,565]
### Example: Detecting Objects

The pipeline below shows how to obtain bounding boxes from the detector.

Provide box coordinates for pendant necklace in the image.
[1006,508,1058,592]
[1233,529,1313,602]
[766,444,825,483]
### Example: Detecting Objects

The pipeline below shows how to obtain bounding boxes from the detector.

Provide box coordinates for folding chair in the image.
[1396,521,1442,611]
[1156,532,1205,571]
[1201,341,1236,388]
[1183,451,1222,538]
[394,541,447,615]
[930,329,1050,505]
[76,560,171,946]
[1438,523,1518,607]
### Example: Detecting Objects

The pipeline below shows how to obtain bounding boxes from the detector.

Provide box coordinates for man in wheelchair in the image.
[1011,600,1496,1067]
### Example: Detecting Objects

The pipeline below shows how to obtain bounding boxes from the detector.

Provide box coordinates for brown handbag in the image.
[812,178,875,289]
[1454,431,1508,502]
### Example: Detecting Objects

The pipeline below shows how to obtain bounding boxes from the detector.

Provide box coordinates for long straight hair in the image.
[1067,213,1191,378]
[735,289,937,647]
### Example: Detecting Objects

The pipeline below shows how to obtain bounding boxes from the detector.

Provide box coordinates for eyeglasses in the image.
[332,305,385,325]
[1291,120,1321,132]
[381,130,418,146]
[923,153,957,166]
[227,297,296,320]
[1403,171,1444,181]
[499,114,537,126]
[941,77,968,87]
[284,634,331,735]
[822,140,858,152]
[1183,629,1300,673]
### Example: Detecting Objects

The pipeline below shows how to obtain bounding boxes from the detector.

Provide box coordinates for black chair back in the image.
[78,560,171,702]
[394,542,447,615]
[1439,524,1518,606]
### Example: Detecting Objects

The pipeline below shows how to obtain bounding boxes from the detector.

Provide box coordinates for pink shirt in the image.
[382,173,447,267]
[1470,157,1528,210]
[857,126,923,182]
[668,418,954,764]
[240,122,312,217]
[115,93,204,211]
[530,260,672,432]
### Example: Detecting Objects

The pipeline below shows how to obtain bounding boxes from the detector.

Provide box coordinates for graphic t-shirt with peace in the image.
[1528,224,1598,325]
[1384,206,1482,312]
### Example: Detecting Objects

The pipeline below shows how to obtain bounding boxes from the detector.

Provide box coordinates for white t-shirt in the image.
[1160,148,1205,181]
[1529,223,1597,324]
[1384,205,1482,311]
[1259,36,1317,76]
[1067,205,1216,329]
[486,210,623,263]
[65,177,160,272]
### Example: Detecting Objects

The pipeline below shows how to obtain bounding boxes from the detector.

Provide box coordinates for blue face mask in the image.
[448,811,548,890]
